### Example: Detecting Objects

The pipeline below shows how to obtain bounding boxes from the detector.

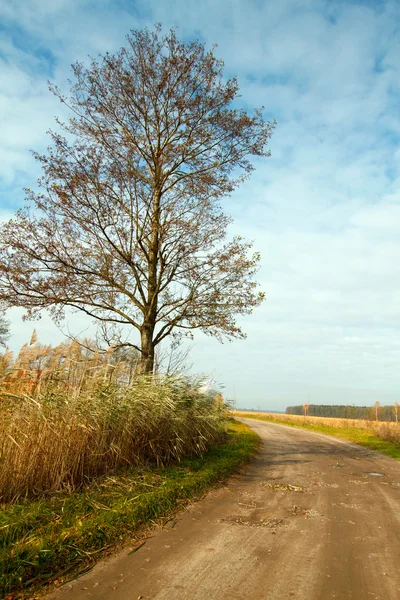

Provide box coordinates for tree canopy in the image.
[286,404,398,421]
[0,26,275,372]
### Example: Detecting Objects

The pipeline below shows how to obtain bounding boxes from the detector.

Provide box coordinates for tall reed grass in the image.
[0,337,226,503]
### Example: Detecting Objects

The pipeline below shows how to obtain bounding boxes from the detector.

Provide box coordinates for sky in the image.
[1,0,400,410]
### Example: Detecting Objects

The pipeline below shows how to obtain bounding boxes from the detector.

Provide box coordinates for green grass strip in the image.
[0,420,259,599]
[239,413,400,460]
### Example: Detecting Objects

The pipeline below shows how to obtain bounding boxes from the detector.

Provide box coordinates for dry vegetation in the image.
[234,411,400,447]
[0,335,258,598]
[0,334,226,503]
[0,421,259,599]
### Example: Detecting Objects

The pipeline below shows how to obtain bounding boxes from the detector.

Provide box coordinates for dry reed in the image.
[0,337,226,503]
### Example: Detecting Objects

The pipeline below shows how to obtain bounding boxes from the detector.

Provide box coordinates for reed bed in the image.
[0,337,226,503]
[0,421,258,599]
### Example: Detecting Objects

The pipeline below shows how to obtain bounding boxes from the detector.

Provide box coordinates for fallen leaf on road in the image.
[261,482,304,492]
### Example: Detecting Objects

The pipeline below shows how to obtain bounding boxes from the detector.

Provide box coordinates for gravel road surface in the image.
[46,418,400,600]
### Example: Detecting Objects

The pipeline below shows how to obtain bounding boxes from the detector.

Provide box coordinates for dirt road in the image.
[47,419,400,600]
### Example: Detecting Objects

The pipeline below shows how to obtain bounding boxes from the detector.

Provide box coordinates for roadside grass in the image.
[0,420,259,600]
[235,412,400,461]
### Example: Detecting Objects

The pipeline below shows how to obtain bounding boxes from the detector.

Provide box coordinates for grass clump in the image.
[235,411,400,460]
[0,420,259,599]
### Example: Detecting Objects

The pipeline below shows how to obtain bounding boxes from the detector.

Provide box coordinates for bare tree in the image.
[0,310,10,347]
[374,401,381,422]
[155,337,193,376]
[0,27,275,373]
[394,401,399,424]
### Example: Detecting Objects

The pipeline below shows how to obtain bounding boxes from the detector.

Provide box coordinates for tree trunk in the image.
[138,186,160,375]
[139,324,155,374]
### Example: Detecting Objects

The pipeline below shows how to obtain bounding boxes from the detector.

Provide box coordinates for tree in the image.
[394,402,399,424]
[0,27,275,373]
[0,311,10,347]
[374,401,381,422]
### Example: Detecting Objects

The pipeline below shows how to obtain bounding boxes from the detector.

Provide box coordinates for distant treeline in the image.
[286,404,400,422]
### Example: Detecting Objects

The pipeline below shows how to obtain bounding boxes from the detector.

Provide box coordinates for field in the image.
[233,411,400,459]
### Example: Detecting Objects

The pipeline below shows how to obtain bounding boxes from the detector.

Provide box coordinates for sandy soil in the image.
[45,418,400,600]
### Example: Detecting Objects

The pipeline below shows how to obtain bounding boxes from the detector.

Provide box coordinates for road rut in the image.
[46,419,400,599]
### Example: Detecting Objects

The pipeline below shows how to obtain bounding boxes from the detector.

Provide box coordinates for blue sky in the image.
[1,0,400,410]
